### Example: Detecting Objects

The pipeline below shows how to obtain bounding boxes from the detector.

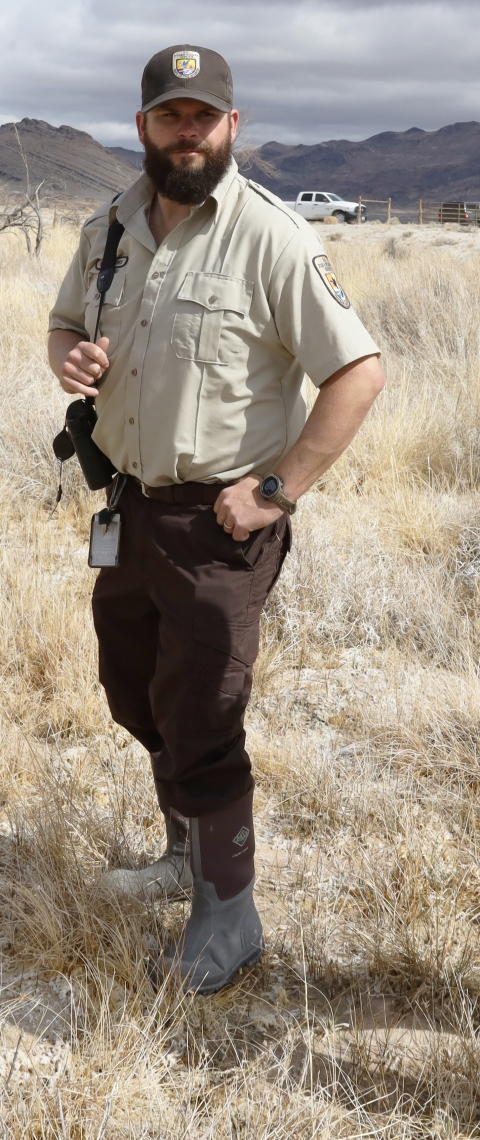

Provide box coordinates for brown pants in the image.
[92,478,290,818]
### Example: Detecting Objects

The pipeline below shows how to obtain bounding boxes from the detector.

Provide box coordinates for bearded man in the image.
[48,44,383,994]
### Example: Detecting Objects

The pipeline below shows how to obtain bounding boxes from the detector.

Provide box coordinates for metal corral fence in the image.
[356,198,480,225]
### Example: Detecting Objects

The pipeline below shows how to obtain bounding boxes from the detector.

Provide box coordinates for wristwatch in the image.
[259,473,297,515]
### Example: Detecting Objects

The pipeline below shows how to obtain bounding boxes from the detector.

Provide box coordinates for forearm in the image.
[275,354,384,500]
[215,354,384,539]
[48,329,84,381]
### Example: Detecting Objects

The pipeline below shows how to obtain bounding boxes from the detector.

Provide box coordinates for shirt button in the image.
[131,368,137,376]
[132,461,138,469]
[208,294,218,304]
[129,417,134,425]
[141,319,147,327]
[152,272,159,279]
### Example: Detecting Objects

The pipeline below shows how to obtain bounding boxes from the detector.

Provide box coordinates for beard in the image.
[143,125,233,205]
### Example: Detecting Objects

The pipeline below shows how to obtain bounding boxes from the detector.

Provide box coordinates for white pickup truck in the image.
[284,191,366,224]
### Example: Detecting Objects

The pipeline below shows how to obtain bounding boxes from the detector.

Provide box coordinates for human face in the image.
[136,98,239,167]
[136,99,239,205]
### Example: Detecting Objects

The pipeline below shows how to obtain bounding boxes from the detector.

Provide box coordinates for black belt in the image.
[132,476,232,504]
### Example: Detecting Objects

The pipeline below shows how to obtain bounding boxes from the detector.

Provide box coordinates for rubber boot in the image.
[104,808,192,901]
[163,789,264,994]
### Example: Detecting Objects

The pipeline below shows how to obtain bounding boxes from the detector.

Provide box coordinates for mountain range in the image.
[1,118,480,206]
[241,122,480,205]
[0,119,135,200]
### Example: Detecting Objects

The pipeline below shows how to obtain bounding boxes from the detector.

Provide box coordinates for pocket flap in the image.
[193,618,259,665]
[84,269,126,308]
[178,272,253,315]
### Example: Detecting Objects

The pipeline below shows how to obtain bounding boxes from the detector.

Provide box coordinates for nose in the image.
[177,116,200,139]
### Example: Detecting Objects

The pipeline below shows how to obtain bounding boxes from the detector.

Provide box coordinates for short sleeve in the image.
[269,224,380,387]
[48,225,92,337]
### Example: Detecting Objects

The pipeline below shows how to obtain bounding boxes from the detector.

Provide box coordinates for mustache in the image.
[164,141,209,155]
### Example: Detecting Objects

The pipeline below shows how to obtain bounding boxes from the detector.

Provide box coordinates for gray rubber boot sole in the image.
[162,876,264,994]
[103,852,193,902]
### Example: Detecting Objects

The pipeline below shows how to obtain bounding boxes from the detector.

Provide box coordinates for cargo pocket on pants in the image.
[193,619,260,695]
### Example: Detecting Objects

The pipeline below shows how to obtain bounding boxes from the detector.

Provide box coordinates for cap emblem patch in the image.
[172,51,200,79]
[313,254,350,308]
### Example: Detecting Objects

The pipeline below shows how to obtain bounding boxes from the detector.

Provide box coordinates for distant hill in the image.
[108,146,144,171]
[2,118,480,206]
[0,119,136,200]
[241,122,480,205]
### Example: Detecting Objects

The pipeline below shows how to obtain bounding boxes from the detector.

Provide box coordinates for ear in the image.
[230,109,239,144]
[136,111,147,145]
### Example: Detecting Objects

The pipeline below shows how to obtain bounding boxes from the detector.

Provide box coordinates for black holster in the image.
[65,398,117,490]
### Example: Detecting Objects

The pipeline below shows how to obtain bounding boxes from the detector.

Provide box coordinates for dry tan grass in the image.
[1,222,480,1135]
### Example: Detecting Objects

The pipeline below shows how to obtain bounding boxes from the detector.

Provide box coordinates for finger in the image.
[78,357,104,379]
[79,339,110,369]
[60,376,99,397]
[95,336,110,367]
[213,489,228,516]
[64,362,100,387]
[232,524,250,541]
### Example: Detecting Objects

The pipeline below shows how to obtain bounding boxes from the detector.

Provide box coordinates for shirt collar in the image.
[110,174,154,227]
[208,158,239,219]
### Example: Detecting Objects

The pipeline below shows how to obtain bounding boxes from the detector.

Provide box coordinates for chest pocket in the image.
[83,269,127,355]
[171,272,253,364]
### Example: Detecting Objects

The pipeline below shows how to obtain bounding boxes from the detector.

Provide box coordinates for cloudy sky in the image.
[0,0,478,149]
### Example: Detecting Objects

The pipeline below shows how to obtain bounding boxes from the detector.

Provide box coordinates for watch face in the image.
[261,475,280,497]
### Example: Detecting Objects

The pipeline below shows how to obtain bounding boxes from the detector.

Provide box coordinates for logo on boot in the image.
[233,826,250,847]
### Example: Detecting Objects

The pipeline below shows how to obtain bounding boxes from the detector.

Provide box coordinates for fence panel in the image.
[350,199,480,226]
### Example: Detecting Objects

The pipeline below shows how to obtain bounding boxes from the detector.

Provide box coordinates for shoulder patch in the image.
[247,180,302,226]
[313,254,350,309]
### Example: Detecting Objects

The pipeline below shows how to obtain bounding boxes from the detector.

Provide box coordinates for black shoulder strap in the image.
[93,203,125,343]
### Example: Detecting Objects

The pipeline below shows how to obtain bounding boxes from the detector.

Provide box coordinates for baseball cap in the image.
[141,45,233,114]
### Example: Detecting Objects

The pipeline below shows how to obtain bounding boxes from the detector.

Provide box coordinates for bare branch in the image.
[13,124,31,198]
[234,109,280,181]
[0,127,50,254]
[0,125,52,255]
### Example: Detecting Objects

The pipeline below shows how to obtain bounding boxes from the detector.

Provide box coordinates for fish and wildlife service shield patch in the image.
[313,254,350,309]
[172,51,200,79]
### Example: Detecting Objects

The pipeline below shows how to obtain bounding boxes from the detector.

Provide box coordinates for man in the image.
[48,44,383,995]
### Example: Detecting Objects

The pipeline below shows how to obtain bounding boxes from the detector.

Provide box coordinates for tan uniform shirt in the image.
[49,160,379,486]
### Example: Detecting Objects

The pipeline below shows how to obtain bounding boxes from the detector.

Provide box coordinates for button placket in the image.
[124,256,172,475]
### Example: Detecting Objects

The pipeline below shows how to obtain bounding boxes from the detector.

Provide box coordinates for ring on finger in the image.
[223,523,234,532]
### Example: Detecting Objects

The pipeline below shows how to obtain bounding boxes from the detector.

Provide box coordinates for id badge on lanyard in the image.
[88,510,121,567]
[88,474,126,568]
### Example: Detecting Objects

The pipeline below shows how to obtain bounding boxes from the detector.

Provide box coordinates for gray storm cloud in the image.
[0,0,478,147]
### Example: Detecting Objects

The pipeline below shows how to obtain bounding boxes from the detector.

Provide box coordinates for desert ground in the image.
[1,217,480,1137]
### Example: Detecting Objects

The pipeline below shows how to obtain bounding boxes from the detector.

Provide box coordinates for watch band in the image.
[259,474,297,515]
